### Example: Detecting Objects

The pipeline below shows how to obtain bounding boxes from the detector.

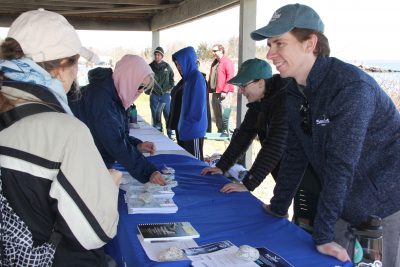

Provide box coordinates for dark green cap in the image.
[251,3,324,40]
[228,58,272,86]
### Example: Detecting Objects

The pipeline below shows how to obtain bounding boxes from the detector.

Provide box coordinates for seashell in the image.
[158,246,184,261]
[235,245,260,262]
[138,192,154,203]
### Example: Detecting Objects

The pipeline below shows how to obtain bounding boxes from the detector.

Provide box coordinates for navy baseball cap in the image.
[251,3,324,40]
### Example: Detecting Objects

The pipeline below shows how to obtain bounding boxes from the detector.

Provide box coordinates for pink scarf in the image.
[112,54,153,110]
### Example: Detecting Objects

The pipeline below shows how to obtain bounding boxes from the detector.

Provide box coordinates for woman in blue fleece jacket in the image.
[172,47,208,160]
[70,55,165,185]
[251,4,400,265]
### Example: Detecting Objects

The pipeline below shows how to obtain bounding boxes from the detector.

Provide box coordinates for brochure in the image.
[138,222,199,242]
[184,240,259,267]
[128,197,178,214]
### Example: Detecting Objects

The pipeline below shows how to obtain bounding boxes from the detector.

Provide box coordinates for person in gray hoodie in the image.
[251,3,400,265]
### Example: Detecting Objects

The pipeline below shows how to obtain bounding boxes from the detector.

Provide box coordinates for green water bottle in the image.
[129,104,137,124]
[351,215,383,265]
[128,104,139,129]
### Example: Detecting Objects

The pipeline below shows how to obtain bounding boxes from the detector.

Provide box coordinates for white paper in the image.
[138,234,197,262]
[185,241,259,267]
[129,121,186,152]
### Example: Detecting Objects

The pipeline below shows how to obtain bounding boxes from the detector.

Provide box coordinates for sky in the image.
[1,0,399,61]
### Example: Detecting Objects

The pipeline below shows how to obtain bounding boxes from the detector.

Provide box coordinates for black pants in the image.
[178,137,204,161]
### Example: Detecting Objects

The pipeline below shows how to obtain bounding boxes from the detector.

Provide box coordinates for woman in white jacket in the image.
[0,9,119,266]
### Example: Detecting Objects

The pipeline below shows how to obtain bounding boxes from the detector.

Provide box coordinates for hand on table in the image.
[200,166,223,175]
[220,183,248,193]
[316,242,351,262]
[262,204,289,218]
[108,169,122,186]
[149,171,166,185]
[137,141,156,155]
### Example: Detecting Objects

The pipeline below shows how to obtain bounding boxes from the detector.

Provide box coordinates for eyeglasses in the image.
[212,49,219,52]
[238,79,259,89]
[138,84,152,93]
[300,100,312,135]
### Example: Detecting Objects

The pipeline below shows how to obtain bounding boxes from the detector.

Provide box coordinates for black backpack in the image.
[0,103,61,266]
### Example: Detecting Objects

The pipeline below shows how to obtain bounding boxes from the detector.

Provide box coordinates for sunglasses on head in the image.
[300,100,312,135]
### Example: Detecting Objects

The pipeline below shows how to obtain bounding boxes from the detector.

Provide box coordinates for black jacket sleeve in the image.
[243,87,288,191]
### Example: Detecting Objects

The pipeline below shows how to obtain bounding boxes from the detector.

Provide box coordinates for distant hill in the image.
[348,60,400,73]
[358,64,400,73]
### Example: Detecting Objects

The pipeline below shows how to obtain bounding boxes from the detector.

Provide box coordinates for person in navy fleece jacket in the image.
[172,47,208,160]
[251,3,400,265]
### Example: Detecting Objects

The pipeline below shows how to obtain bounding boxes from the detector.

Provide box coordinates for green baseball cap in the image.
[251,3,324,40]
[228,58,272,86]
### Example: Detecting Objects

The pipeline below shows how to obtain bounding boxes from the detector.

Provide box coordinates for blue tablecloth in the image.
[106,154,352,267]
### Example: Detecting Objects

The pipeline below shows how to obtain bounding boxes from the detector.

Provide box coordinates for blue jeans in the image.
[150,93,172,137]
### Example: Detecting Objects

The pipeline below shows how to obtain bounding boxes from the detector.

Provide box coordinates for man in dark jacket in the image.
[149,46,175,139]
[252,4,400,265]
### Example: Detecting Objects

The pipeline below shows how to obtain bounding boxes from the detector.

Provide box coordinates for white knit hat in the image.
[7,9,82,62]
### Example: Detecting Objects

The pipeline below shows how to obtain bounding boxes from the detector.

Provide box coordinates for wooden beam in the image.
[0,15,150,31]
[0,2,117,9]
[59,4,178,15]
[151,0,239,31]
[66,16,150,31]
[48,0,166,4]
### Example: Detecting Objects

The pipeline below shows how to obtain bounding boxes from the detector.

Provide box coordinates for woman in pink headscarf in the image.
[71,54,165,185]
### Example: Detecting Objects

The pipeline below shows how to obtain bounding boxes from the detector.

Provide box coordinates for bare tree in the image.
[197,42,213,61]
[227,36,239,58]
[256,45,268,59]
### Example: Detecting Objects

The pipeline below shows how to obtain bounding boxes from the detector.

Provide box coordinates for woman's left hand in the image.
[149,171,166,185]
[137,141,156,154]
[220,183,248,193]
[316,242,351,262]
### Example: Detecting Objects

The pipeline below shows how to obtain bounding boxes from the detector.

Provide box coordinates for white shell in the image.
[235,245,260,262]
[144,182,162,193]
[138,192,154,203]
[158,246,184,261]
[162,173,175,181]
[161,166,175,175]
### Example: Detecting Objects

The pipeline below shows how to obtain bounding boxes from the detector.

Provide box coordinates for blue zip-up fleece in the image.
[70,67,157,182]
[270,56,400,245]
[172,47,207,141]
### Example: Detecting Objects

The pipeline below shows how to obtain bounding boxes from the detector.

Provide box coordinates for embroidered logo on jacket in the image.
[316,115,330,126]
